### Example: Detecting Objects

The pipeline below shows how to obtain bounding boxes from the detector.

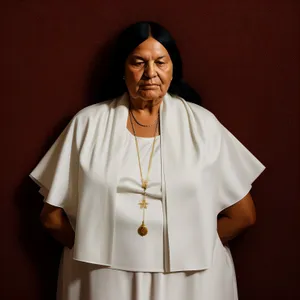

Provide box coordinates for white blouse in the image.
[112,131,164,271]
[30,93,266,272]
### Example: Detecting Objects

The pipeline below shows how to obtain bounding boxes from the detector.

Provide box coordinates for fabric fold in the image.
[30,92,265,272]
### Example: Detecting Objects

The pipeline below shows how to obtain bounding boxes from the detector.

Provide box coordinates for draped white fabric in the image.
[30,93,265,273]
[56,239,238,300]
[112,132,165,272]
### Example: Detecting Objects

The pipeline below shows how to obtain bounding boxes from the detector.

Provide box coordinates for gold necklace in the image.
[130,110,158,127]
[129,109,160,236]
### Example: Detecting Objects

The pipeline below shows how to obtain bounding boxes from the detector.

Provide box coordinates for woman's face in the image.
[124,37,173,102]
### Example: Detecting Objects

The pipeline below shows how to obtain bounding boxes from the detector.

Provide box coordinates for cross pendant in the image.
[139,198,148,209]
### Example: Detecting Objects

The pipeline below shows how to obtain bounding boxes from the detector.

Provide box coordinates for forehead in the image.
[130,37,170,59]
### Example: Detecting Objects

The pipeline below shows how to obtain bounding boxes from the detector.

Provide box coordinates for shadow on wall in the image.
[15,178,62,300]
[15,117,72,300]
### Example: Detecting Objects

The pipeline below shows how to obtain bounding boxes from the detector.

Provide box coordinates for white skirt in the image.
[56,237,238,300]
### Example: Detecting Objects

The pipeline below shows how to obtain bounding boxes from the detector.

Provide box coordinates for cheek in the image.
[160,70,173,85]
[158,64,173,82]
[126,69,143,85]
[125,69,144,95]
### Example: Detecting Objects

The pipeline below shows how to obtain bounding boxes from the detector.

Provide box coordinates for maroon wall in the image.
[0,1,299,299]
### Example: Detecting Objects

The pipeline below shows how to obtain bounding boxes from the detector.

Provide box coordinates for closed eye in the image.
[134,62,144,66]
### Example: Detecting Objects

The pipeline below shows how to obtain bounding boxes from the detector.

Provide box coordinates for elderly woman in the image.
[30,21,265,300]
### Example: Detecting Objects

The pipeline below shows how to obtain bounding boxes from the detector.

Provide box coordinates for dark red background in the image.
[0,1,299,299]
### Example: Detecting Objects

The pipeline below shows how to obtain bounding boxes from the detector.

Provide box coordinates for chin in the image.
[138,90,162,101]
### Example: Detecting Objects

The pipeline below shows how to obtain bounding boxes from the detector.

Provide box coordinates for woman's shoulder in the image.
[172,95,219,128]
[74,99,115,121]
[188,101,215,118]
[63,98,119,136]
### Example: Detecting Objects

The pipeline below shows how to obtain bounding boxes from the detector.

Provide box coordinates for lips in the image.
[140,85,159,90]
[139,84,159,89]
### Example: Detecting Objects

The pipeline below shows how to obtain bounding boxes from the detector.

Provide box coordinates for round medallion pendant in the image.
[137,224,148,236]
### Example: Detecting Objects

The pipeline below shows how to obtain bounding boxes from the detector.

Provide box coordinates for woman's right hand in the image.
[40,203,75,249]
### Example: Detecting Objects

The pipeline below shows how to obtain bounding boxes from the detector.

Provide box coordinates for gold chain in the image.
[129,109,159,236]
[131,110,158,127]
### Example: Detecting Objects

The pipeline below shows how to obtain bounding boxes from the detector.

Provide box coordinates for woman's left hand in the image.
[217,193,256,244]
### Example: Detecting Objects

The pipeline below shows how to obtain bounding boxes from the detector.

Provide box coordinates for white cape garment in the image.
[30,92,265,272]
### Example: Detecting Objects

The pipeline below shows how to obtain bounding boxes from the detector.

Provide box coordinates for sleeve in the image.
[29,117,79,225]
[215,119,266,213]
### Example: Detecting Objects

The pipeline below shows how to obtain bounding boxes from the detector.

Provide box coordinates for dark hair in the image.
[89,21,201,105]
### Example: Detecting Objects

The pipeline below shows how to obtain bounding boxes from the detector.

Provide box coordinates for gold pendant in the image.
[139,199,148,209]
[137,222,148,236]
[142,180,148,189]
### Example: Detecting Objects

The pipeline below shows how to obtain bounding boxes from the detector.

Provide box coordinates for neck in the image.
[129,96,162,116]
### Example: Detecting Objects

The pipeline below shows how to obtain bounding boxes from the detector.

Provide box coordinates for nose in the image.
[144,62,157,78]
